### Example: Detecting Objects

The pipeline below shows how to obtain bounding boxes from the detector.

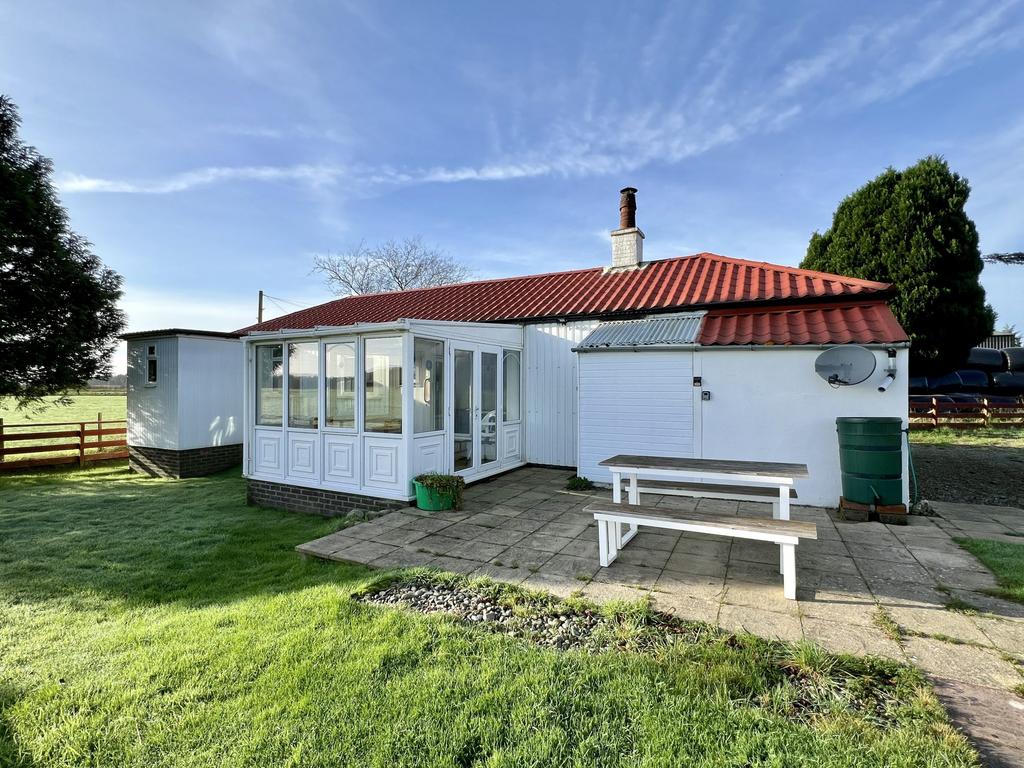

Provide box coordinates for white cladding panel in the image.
[126,337,179,449]
[578,351,695,484]
[697,348,910,507]
[176,337,244,449]
[523,320,600,467]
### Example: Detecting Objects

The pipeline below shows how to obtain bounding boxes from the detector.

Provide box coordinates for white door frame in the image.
[449,341,503,480]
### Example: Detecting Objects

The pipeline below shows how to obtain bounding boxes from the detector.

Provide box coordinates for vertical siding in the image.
[177,337,245,449]
[523,320,600,467]
[578,351,695,484]
[126,337,179,449]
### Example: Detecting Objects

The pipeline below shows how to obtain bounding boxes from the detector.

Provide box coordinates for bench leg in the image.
[781,544,796,600]
[617,522,639,548]
[777,485,790,521]
[598,520,610,567]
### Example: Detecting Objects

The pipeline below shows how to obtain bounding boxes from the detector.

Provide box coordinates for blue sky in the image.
[2,1,1023,373]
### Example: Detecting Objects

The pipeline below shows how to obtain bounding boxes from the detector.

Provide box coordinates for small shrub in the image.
[566,476,595,491]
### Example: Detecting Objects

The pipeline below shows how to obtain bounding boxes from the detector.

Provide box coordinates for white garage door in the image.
[577,350,696,484]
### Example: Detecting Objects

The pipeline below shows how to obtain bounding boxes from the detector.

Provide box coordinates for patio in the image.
[298,466,1024,688]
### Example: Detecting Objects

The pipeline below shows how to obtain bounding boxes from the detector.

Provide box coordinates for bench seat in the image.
[637,480,797,501]
[585,500,817,599]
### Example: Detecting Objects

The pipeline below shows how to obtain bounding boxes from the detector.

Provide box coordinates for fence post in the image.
[79,422,86,467]
[931,397,938,429]
[0,417,4,465]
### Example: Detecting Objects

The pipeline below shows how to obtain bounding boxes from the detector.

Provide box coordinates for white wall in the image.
[523,320,600,466]
[126,337,179,449]
[696,347,910,507]
[176,336,244,449]
[578,350,696,484]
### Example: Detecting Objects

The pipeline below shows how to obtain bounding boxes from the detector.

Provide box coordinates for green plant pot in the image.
[413,480,454,512]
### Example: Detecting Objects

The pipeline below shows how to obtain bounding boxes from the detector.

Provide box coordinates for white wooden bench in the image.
[586,500,818,599]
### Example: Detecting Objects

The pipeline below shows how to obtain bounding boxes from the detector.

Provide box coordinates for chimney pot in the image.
[610,186,644,269]
[619,187,638,229]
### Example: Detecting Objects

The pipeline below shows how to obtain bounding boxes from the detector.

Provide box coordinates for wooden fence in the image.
[909,397,1024,430]
[0,414,128,471]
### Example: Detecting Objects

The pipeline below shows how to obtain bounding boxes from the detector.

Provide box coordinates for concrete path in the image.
[298,468,1024,763]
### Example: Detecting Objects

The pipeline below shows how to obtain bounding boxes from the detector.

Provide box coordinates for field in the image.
[0,394,128,469]
[0,466,977,767]
[0,393,127,426]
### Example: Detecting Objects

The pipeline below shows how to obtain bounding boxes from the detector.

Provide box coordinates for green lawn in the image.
[0,395,128,464]
[0,467,978,767]
[910,427,1024,448]
[956,538,1024,604]
[0,393,127,425]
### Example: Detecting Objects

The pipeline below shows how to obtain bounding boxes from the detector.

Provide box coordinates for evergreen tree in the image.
[0,95,125,404]
[803,156,993,373]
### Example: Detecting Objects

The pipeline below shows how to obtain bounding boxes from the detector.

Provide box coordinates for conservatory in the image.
[242,319,525,505]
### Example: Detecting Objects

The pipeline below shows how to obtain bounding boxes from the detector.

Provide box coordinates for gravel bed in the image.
[358,581,608,650]
[914,444,1024,508]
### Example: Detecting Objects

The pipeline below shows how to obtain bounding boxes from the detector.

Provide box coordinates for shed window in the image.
[256,345,283,426]
[364,337,402,433]
[325,342,356,429]
[414,338,444,433]
[146,346,158,386]
[503,350,521,422]
[288,342,319,429]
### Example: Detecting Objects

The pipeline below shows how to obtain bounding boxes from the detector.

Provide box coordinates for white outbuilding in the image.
[123,329,244,478]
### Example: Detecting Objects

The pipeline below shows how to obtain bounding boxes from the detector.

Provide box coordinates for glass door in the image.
[451,344,502,476]
[452,347,474,472]
[480,350,498,466]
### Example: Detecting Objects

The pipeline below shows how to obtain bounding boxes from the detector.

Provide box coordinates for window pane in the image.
[453,348,473,470]
[414,338,444,433]
[256,345,283,426]
[288,342,319,429]
[147,358,158,384]
[325,342,356,428]
[503,350,521,422]
[481,351,497,465]
[364,337,403,433]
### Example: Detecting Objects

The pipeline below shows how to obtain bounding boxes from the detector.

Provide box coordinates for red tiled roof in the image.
[699,302,908,346]
[238,252,892,333]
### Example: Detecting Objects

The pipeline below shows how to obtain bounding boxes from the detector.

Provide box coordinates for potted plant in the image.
[413,473,465,512]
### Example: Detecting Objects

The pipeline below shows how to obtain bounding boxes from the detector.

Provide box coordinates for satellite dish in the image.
[815,345,877,386]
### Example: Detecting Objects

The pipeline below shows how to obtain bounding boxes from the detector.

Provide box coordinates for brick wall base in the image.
[246,478,408,519]
[129,444,243,479]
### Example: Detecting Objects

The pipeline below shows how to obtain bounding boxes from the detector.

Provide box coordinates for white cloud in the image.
[57,164,348,194]
[57,2,1024,198]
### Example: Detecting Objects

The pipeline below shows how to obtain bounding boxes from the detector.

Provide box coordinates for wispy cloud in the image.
[58,1,1024,197]
[57,164,348,194]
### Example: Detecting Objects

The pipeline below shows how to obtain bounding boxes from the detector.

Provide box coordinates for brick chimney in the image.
[610,187,644,269]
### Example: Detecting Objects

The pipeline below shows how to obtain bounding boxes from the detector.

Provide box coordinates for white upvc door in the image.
[451,343,502,479]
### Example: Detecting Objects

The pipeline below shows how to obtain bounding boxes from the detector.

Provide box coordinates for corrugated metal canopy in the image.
[574,314,704,351]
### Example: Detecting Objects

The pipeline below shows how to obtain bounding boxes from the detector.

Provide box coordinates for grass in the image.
[0,394,128,465]
[956,538,1024,605]
[0,393,127,424]
[0,466,979,767]
[909,427,1024,448]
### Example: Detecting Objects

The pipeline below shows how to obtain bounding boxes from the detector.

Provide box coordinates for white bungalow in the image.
[229,188,911,514]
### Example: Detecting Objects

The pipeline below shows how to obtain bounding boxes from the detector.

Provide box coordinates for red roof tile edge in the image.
[236,252,893,335]
[699,301,908,346]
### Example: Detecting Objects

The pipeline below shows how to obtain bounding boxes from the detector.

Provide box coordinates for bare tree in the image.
[312,237,472,296]
[982,252,1024,265]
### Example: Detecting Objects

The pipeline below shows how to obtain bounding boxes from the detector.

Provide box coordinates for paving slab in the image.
[718,604,803,642]
[800,617,904,660]
[931,678,1024,768]
[904,636,1024,690]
